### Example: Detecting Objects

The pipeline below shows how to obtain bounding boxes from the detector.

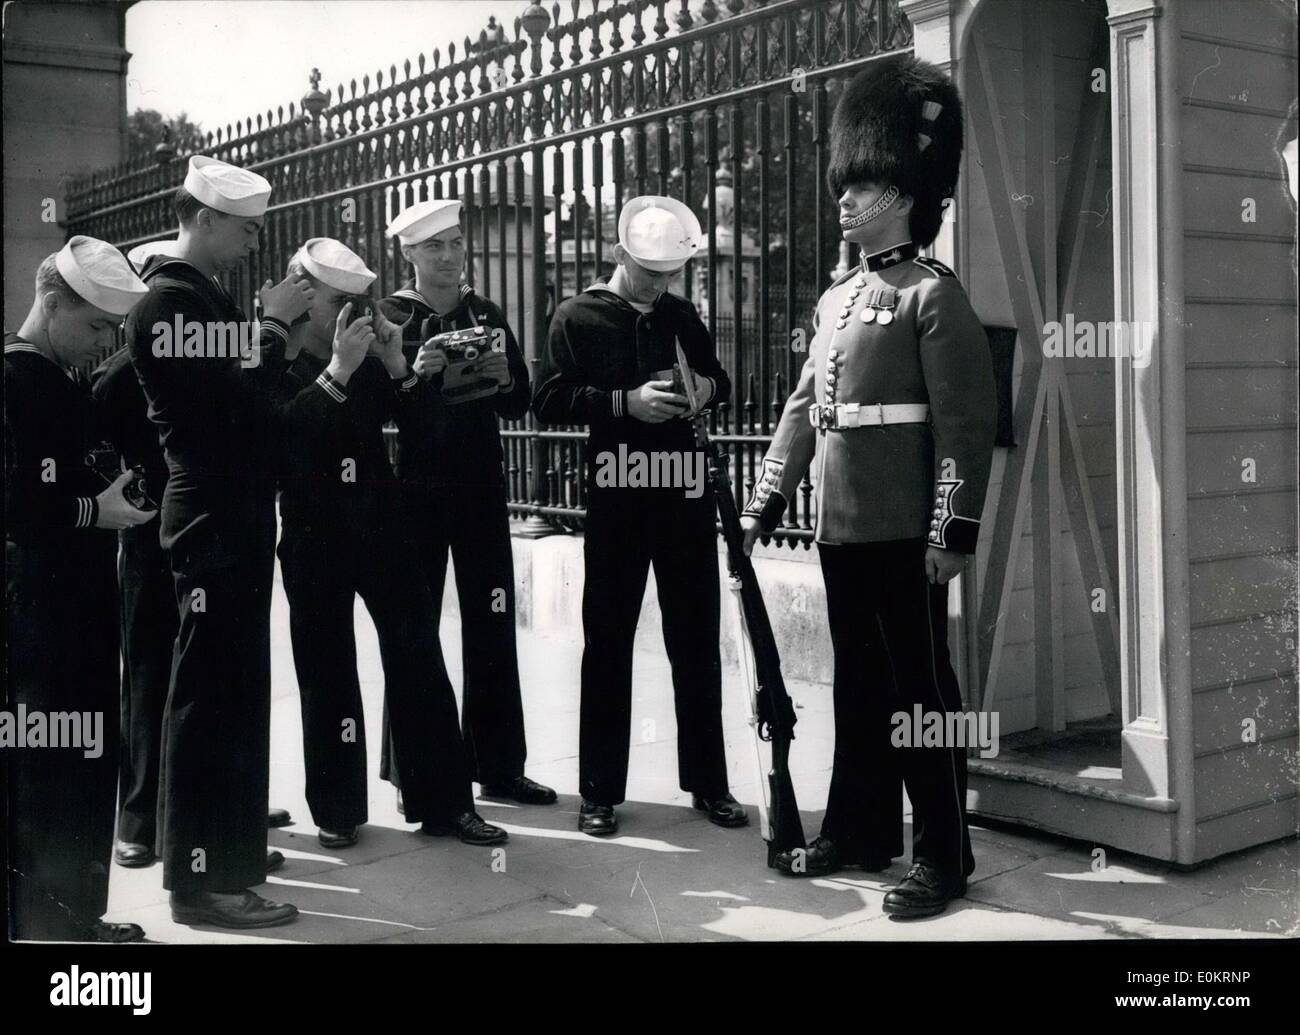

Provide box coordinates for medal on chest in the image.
[858,286,899,325]
[833,281,900,331]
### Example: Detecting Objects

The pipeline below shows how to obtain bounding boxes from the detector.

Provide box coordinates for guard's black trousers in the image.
[158,526,275,894]
[280,535,473,828]
[818,539,975,878]
[381,484,526,787]
[6,538,119,939]
[578,489,729,806]
[116,522,177,847]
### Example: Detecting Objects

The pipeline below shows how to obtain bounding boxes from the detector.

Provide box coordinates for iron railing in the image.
[65,0,913,546]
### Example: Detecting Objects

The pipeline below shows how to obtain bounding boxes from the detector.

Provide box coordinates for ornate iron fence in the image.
[65,0,913,546]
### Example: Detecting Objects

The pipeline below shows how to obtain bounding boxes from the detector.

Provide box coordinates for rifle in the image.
[679,344,806,869]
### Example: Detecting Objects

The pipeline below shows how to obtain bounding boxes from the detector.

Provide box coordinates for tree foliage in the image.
[128,110,206,162]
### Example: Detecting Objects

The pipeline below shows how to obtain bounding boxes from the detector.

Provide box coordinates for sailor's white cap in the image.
[385,198,463,246]
[54,235,149,316]
[184,155,272,218]
[126,238,180,272]
[617,195,702,272]
[293,237,376,294]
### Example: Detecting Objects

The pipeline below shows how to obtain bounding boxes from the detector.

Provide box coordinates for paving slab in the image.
[99,575,1300,944]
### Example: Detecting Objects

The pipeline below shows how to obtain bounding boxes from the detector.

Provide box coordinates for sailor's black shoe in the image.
[882,862,967,918]
[578,800,619,836]
[421,811,508,845]
[480,775,558,806]
[774,836,841,877]
[691,792,749,828]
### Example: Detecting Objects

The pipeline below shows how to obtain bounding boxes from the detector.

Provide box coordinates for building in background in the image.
[3,0,135,328]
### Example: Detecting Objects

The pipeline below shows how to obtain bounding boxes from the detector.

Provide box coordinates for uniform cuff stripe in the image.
[398,373,419,391]
[261,317,288,340]
[315,371,348,403]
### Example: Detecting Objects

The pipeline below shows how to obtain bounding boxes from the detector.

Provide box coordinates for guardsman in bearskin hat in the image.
[741,55,997,917]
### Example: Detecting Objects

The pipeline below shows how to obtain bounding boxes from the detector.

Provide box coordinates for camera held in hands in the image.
[420,319,507,404]
[343,294,376,325]
[85,445,156,511]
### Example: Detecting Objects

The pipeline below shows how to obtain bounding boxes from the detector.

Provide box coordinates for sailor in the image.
[377,197,556,809]
[276,237,505,848]
[92,232,293,870]
[125,155,320,929]
[533,195,747,836]
[5,236,152,941]
[742,56,997,917]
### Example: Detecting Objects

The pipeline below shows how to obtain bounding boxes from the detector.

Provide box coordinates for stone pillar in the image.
[3,1,134,327]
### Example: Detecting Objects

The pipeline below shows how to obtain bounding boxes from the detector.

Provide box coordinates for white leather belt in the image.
[809,402,930,430]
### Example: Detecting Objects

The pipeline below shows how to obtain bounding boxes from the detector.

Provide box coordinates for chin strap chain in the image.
[839,184,900,230]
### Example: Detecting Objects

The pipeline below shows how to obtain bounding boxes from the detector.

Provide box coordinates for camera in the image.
[421,321,508,404]
[84,445,157,511]
[343,294,376,324]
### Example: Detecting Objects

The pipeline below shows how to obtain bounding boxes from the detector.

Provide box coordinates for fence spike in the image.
[653,1,670,39]
[631,0,645,45]
[549,4,563,70]
[702,0,718,23]
[675,0,692,32]
[609,2,624,51]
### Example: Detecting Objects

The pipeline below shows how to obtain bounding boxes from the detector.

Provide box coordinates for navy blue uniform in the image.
[126,256,328,894]
[533,287,733,806]
[91,346,173,851]
[4,336,120,938]
[376,283,531,788]
[276,350,472,827]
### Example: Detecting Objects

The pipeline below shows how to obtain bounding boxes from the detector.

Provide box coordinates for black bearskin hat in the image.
[827,54,964,247]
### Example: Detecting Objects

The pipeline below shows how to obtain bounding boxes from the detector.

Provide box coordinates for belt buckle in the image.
[819,403,837,430]
[861,403,884,427]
